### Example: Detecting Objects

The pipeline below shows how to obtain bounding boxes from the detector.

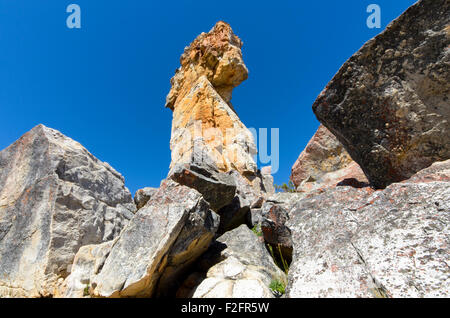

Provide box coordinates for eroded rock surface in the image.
[91,180,219,298]
[287,160,450,298]
[0,125,135,297]
[312,0,450,188]
[61,240,116,298]
[290,125,368,192]
[166,21,257,178]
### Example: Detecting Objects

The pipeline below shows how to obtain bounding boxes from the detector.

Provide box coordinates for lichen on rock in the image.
[0,125,135,298]
[312,0,450,189]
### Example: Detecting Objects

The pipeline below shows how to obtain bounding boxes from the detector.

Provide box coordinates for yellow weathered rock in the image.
[167,21,257,177]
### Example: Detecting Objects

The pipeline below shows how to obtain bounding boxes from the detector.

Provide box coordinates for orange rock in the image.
[167,21,257,177]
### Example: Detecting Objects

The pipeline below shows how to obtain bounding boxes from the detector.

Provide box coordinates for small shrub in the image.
[251,224,263,237]
[83,284,90,297]
[274,180,296,193]
[269,278,286,296]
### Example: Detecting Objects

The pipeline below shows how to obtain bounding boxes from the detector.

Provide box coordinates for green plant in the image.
[269,278,286,295]
[274,180,296,193]
[277,244,289,275]
[267,244,289,275]
[251,224,263,237]
[83,284,90,297]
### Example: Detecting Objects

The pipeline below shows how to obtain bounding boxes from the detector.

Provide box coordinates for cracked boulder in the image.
[0,125,135,297]
[312,0,450,189]
[287,160,450,298]
[186,225,286,298]
[91,179,219,298]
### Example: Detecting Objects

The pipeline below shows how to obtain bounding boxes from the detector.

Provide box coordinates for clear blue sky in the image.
[0,0,417,194]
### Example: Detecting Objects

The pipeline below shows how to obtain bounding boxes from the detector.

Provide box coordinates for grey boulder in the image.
[169,163,236,212]
[91,179,219,298]
[134,187,158,210]
[0,125,135,297]
[287,160,450,298]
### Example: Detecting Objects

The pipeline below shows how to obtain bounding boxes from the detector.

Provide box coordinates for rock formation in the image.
[134,187,157,210]
[91,180,219,297]
[165,21,271,235]
[312,0,450,189]
[61,240,116,298]
[290,125,368,192]
[260,166,276,195]
[169,162,236,212]
[181,225,286,298]
[287,160,450,298]
[284,0,449,298]
[166,21,258,179]
[1,0,449,300]
[0,125,135,297]
[61,21,275,299]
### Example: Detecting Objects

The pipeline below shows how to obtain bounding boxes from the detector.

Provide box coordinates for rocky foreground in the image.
[0,0,449,298]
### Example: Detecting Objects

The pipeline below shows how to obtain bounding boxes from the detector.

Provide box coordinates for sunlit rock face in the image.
[0,125,135,298]
[90,180,219,298]
[166,21,257,178]
[187,225,286,298]
[290,125,368,193]
[287,160,450,298]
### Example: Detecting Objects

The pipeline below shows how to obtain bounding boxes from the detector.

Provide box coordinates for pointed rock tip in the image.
[165,21,247,109]
[210,20,233,33]
[29,124,64,138]
[32,123,47,130]
[31,123,57,133]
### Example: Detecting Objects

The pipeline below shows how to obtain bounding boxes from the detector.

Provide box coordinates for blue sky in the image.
[0,0,417,194]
